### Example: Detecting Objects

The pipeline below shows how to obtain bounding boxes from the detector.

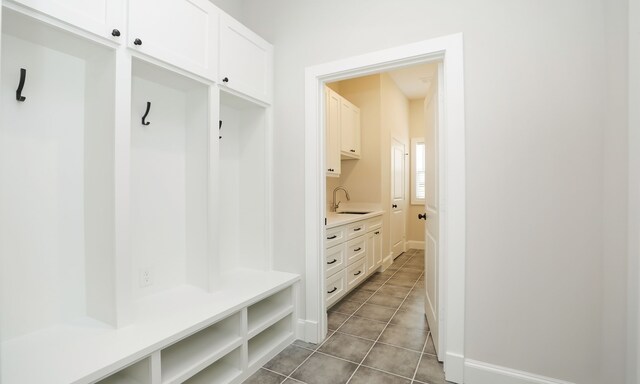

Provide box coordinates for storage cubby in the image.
[96,357,152,384]
[183,346,242,384]
[130,59,211,301]
[247,286,293,337]
[218,91,270,273]
[0,8,117,341]
[161,312,242,383]
[247,314,294,367]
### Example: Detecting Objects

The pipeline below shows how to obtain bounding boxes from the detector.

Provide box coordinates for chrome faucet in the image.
[332,186,351,212]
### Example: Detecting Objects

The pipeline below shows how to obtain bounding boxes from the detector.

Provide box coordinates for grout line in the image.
[344,255,425,384]
[331,329,428,353]
[411,330,431,382]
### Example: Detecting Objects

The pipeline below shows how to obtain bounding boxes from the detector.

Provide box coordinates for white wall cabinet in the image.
[0,4,289,384]
[128,0,219,81]
[340,97,361,159]
[8,0,125,42]
[219,12,273,104]
[325,87,341,177]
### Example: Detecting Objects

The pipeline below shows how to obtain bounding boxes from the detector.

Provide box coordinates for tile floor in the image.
[243,249,450,384]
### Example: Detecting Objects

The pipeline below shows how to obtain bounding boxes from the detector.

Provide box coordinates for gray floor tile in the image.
[395,269,422,278]
[400,264,424,272]
[356,279,384,292]
[378,324,428,351]
[328,311,349,330]
[263,345,313,376]
[344,289,374,303]
[293,339,320,351]
[354,303,396,322]
[424,333,436,355]
[318,332,373,363]
[366,292,405,309]
[291,352,357,384]
[329,300,361,315]
[400,297,424,313]
[336,316,386,340]
[282,379,305,384]
[390,310,429,331]
[386,277,418,288]
[349,366,411,384]
[415,354,448,384]
[363,343,421,378]
[244,368,286,384]
[377,285,411,298]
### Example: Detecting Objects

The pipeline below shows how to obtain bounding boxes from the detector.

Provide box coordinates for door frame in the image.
[304,33,466,382]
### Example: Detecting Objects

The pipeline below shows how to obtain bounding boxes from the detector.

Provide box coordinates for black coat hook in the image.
[142,102,151,125]
[16,68,26,102]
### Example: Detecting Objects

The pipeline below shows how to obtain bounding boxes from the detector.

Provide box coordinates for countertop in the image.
[326,210,384,229]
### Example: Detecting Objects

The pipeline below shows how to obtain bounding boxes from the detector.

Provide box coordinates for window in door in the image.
[411,137,425,205]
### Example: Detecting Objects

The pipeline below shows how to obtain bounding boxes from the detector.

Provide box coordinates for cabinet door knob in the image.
[374,231,380,235]
[222,77,229,83]
[111,29,121,37]
[134,38,142,45]
[392,204,398,208]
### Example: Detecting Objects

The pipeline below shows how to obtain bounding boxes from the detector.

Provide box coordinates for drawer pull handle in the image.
[354,271,362,276]
[354,247,361,252]
[327,259,337,265]
[374,231,380,235]
[328,287,337,294]
[327,235,337,240]
[350,149,356,152]
[353,228,361,232]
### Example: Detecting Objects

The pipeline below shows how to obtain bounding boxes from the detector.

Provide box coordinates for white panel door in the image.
[340,98,360,158]
[128,0,219,80]
[423,79,442,360]
[13,0,124,41]
[219,12,273,103]
[390,138,406,258]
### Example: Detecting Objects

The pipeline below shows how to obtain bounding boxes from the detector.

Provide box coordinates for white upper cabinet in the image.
[326,88,341,177]
[340,97,361,159]
[11,0,125,42]
[219,12,273,104]
[128,0,219,81]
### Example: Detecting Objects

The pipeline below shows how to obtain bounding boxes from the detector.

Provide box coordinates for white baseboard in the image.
[406,240,425,250]
[446,352,465,383]
[382,252,394,270]
[464,360,575,384]
[300,319,320,343]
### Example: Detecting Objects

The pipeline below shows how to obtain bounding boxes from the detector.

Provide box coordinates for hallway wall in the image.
[239,1,624,383]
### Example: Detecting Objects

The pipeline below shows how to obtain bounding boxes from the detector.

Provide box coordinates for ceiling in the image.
[387,62,439,100]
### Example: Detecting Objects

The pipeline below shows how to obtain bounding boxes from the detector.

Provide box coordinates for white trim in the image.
[464,360,575,384]
[406,240,425,250]
[304,33,466,382]
[410,137,426,205]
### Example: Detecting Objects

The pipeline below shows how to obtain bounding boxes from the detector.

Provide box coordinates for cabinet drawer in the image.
[346,257,366,289]
[326,269,346,307]
[325,244,345,277]
[325,226,345,248]
[346,221,366,240]
[346,237,366,264]
[367,216,382,232]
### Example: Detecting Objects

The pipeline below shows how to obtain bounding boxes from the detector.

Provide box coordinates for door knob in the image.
[392,204,397,208]
[418,213,427,220]
[134,38,142,45]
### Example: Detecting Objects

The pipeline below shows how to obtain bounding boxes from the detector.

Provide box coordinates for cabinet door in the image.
[373,228,383,267]
[128,0,218,80]
[326,88,341,177]
[340,98,361,159]
[14,0,124,41]
[366,233,376,275]
[219,13,273,103]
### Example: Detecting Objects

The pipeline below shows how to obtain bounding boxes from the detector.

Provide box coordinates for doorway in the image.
[304,34,466,383]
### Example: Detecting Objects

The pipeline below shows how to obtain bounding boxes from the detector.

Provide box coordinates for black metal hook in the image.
[16,68,26,102]
[219,120,222,139]
[142,102,151,125]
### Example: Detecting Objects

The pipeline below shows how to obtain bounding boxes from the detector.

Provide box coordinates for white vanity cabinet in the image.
[219,12,273,104]
[325,213,384,308]
[7,0,125,42]
[128,0,219,81]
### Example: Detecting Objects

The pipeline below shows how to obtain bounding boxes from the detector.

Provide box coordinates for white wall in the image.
[239,1,625,383]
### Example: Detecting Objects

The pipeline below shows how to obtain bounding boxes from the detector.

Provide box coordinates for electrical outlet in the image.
[139,268,152,287]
